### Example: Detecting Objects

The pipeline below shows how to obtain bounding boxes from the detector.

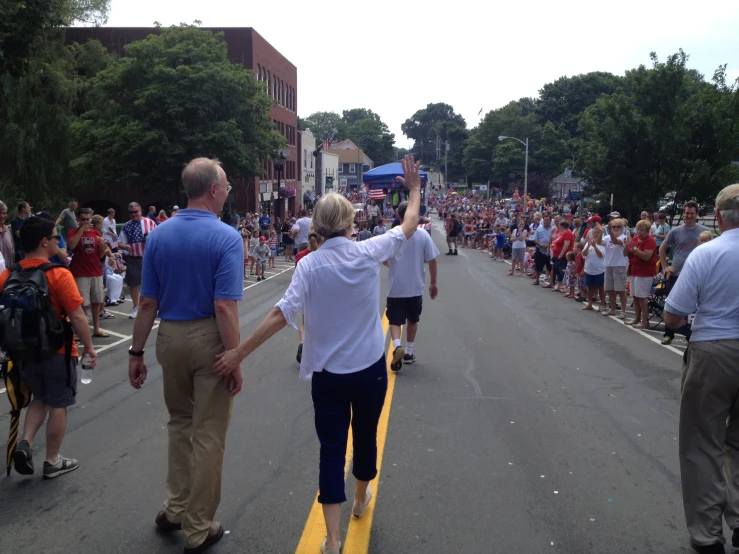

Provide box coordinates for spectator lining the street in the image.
[581,226,606,311]
[624,219,658,328]
[603,218,629,319]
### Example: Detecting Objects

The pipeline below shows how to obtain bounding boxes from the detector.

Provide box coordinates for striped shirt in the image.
[268,237,278,249]
[119,217,157,257]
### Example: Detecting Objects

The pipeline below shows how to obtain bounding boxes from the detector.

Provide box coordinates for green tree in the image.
[536,72,624,137]
[71,25,284,200]
[401,103,467,170]
[345,118,395,165]
[576,51,739,220]
[299,111,345,144]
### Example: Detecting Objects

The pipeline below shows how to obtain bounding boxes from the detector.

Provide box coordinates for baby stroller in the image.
[646,268,670,330]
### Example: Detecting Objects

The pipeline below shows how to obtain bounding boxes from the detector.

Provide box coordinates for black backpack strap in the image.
[36,263,74,387]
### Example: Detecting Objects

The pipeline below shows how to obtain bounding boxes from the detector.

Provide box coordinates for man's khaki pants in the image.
[157,318,233,549]
[680,339,739,547]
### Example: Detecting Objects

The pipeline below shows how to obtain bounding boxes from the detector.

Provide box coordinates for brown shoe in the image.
[184,522,224,554]
[155,511,182,532]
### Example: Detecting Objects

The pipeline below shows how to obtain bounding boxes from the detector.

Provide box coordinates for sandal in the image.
[616,313,627,320]
[92,331,110,338]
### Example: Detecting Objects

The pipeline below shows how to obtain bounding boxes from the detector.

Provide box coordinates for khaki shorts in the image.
[75,275,104,306]
[631,276,653,298]
[604,266,627,292]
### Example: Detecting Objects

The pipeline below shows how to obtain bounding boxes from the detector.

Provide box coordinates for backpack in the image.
[0,263,73,383]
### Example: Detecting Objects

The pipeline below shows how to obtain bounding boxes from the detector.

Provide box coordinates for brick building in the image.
[65,27,298,218]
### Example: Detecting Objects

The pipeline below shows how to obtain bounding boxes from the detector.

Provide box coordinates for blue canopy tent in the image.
[362,162,428,191]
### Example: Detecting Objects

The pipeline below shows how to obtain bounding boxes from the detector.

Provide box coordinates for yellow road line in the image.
[294,316,391,554]
[342,334,397,554]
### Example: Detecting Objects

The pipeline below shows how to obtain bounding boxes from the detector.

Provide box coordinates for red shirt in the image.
[552,230,575,258]
[629,235,658,277]
[575,252,585,275]
[294,248,310,266]
[68,228,103,277]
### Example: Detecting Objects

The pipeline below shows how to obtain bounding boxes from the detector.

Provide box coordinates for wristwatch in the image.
[128,347,145,357]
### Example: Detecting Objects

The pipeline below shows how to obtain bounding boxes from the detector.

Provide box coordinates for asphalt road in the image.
[0,221,704,554]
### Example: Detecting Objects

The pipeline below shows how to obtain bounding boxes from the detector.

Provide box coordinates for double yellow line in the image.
[294,315,398,554]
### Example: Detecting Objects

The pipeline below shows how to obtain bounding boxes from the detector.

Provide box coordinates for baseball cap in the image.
[259,236,266,242]
[716,184,739,211]
[608,211,621,218]
[172,205,179,210]
[587,215,602,223]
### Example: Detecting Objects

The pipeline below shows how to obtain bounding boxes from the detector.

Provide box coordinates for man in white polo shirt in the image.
[664,184,739,554]
[291,209,311,252]
[386,201,439,371]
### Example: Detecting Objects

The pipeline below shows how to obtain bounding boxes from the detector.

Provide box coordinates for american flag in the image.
[321,132,336,151]
[368,189,386,200]
[121,217,157,257]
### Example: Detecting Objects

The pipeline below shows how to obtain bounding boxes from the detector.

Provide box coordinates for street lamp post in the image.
[498,135,528,210]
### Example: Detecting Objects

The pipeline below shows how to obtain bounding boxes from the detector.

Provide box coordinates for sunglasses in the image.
[129,210,140,215]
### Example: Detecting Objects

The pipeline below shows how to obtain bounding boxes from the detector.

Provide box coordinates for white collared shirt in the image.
[276,226,407,380]
[665,228,739,341]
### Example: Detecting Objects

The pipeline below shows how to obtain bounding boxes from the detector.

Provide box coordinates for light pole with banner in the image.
[498,136,528,211]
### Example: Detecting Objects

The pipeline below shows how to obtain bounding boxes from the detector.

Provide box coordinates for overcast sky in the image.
[105,0,739,148]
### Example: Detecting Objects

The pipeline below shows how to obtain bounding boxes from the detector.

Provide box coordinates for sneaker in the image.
[129,307,138,319]
[453,250,458,255]
[689,539,725,554]
[661,336,673,346]
[352,483,373,518]
[403,353,416,364]
[296,343,303,364]
[13,439,34,475]
[446,250,453,255]
[43,455,79,479]
[391,346,405,372]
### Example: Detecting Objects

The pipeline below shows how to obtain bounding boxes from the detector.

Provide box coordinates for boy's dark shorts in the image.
[386,296,423,326]
[19,354,78,408]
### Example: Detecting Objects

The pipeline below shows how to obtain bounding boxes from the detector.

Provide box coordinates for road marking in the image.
[343,327,398,554]
[243,265,294,291]
[294,316,390,554]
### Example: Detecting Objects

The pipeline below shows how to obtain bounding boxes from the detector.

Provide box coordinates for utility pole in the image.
[444,140,450,190]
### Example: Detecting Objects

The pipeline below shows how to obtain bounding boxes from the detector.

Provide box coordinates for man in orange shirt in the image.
[1,216,96,479]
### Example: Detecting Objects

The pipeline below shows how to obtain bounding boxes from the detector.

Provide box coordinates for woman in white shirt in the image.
[582,226,606,312]
[213,157,422,554]
[102,208,117,245]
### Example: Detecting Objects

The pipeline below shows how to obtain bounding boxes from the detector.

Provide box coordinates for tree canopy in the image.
[401,103,467,177]
[299,108,396,165]
[70,24,284,200]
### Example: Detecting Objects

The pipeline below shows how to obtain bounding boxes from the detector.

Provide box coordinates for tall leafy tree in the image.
[536,72,624,137]
[71,25,284,200]
[0,0,111,207]
[401,103,467,171]
[298,111,345,144]
[345,118,395,165]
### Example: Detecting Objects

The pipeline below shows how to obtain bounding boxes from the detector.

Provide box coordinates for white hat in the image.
[172,205,180,210]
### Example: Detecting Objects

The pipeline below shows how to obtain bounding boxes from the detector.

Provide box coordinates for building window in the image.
[310,154,313,169]
[257,64,261,81]
[349,164,356,174]
[304,149,307,168]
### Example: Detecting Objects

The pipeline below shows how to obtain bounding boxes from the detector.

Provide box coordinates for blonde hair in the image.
[91,214,104,227]
[699,230,712,243]
[308,225,324,251]
[634,219,651,232]
[312,193,354,238]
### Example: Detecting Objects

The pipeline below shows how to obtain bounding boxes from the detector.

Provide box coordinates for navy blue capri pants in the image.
[311,355,387,504]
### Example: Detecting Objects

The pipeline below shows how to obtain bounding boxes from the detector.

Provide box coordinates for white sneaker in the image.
[352,484,372,518]
[129,307,138,319]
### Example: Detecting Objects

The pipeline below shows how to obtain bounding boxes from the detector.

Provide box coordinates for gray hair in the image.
[182,157,222,199]
[719,208,739,226]
[128,202,141,210]
[0,201,6,212]
[716,184,739,226]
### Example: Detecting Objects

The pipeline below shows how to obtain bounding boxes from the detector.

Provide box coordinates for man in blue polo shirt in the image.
[258,211,271,237]
[128,157,244,554]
